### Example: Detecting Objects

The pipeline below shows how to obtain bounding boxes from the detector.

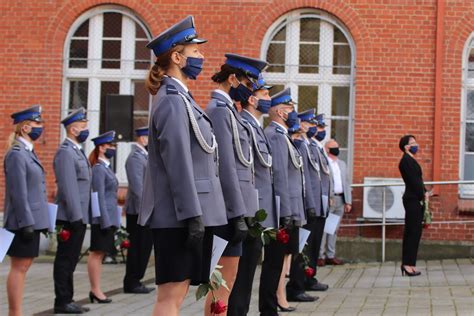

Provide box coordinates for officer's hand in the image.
[185,216,205,249]
[306,208,317,223]
[279,217,293,231]
[230,216,248,244]
[20,225,35,241]
[69,220,83,231]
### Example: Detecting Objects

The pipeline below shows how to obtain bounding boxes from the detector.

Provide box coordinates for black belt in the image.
[334,193,344,196]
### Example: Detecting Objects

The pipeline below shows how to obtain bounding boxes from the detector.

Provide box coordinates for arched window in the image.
[62,5,152,183]
[261,9,355,168]
[460,34,474,198]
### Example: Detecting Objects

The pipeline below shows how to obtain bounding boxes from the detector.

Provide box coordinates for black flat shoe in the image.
[305,281,329,292]
[400,265,421,277]
[287,292,318,302]
[124,284,154,294]
[277,304,296,312]
[54,302,84,314]
[89,291,112,304]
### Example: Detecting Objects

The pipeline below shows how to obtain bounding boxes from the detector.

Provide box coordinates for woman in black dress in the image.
[398,135,427,276]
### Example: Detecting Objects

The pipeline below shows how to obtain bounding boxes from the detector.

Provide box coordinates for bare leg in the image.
[204,256,240,316]
[153,280,190,316]
[277,255,291,308]
[7,257,34,316]
[88,250,107,299]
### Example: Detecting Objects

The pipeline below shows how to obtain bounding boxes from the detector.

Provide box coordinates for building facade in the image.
[0,0,473,243]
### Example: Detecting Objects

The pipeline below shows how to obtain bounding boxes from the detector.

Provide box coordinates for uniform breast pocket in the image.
[30,201,42,212]
[237,169,251,182]
[195,179,212,194]
[257,140,269,154]
[77,165,90,180]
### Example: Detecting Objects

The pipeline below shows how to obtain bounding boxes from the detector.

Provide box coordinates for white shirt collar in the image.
[18,136,33,151]
[136,143,148,155]
[99,157,110,168]
[272,121,288,134]
[214,89,233,105]
[66,137,80,149]
[167,76,188,92]
[243,109,261,127]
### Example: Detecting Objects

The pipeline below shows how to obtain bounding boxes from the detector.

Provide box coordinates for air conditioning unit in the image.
[362,177,405,220]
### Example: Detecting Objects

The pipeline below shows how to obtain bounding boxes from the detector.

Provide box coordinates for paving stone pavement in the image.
[1,258,473,315]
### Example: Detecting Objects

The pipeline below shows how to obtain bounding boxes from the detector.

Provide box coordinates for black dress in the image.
[398,153,425,266]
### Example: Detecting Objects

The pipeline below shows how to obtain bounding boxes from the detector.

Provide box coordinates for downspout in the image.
[432,0,445,193]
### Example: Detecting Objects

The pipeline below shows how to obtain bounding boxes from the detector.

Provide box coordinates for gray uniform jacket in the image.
[139,77,227,228]
[54,139,91,224]
[206,91,258,219]
[124,145,147,215]
[330,158,352,204]
[240,110,279,228]
[3,140,49,231]
[294,138,322,216]
[91,161,119,229]
[264,122,306,224]
[309,139,333,217]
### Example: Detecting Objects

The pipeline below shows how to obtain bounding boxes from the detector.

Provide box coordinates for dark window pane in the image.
[68,81,88,110]
[73,20,89,37]
[69,39,88,68]
[266,43,285,73]
[100,81,120,134]
[135,40,151,70]
[332,86,350,116]
[464,155,474,180]
[299,43,319,73]
[334,28,348,43]
[300,18,320,42]
[338,149,348,164]
[102,40,121,69]
[331,119,348,148]
[468,48,474,79]
[103,12,122,38]
[467,91,474,120]
[135,22,147,39]
[272,25,286,41]
[333,45,351,74]
[298,85,318,112]
[133,81,149,112]
[466,123,474,152]
[270,85,285,95]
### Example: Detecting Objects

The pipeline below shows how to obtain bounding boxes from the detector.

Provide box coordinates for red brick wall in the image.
[0,0,473,242]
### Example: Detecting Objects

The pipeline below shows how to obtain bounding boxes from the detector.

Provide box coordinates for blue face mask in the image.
[409,145,418,154]
[256,98,272,114]
[181,56,204,80]
[28,127,43,141]
[285,110,298,128]
[77,129,89,143]
[306,126,317,138]
[315,130,326,141]
[104,148,116,159]
[229,83,253,103]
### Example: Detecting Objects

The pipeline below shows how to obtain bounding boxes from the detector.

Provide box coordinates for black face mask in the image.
[329,147,340,156]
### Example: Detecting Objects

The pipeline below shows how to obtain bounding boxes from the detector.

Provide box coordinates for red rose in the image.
[210,299,227,314]
[120,239,130,249]
[304,267,315,278]
[58,229,71,242]
[423,224,430,229]
[276,229,289,244]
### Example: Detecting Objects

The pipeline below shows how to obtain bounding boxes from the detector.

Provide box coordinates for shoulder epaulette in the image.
[12,145,21,151]
[61,143,69,149]
[166,85,179,95]
[216,100,227,107]
[276,126,286,134]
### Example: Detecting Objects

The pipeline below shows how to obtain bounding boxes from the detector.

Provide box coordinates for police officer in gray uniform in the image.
[53,107,92,314]
[4,105,50,316]
[140,16,227,313]
[123,127,153,294]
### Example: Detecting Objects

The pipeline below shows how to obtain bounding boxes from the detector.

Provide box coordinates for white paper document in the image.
[116,206,122,228]
[91,192,100,218]
[298,227,311,253]
[209,235,229,278]
[48,203,58,232]
[0,228,15,263]
[324,213,341,235]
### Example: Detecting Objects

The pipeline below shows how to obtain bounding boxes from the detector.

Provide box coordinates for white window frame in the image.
[260,9,356,179]
[61,5,152,185]
[460,34,474,198]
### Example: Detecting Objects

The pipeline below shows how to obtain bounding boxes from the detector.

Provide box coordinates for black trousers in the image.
[259,237,287,316]
[286,217,326,294]
[123,214,153,290]
[53,223,86,306]
[228,234,263,316]
[402,199,424,266]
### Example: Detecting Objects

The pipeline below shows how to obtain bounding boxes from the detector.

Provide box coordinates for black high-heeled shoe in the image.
[277,303,296,312]
[89,291,112,304]
[400,265,421,277]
